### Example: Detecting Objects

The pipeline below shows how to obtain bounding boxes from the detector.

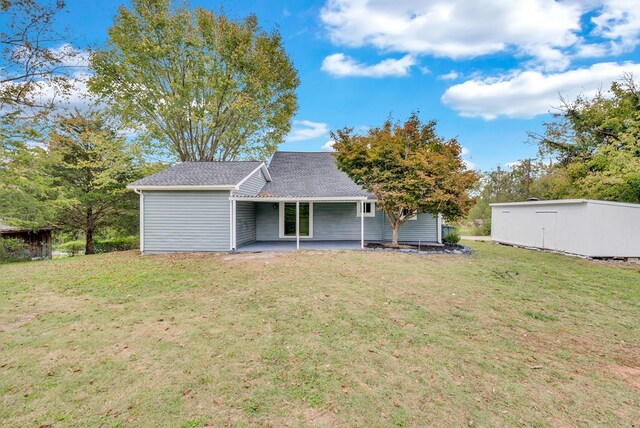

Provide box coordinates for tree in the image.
[46,110,143,254]
[0,141,57,228]
[529,74,640,202]
[1,0,77,115]
[332,113,478,246]
[89,0,299,162]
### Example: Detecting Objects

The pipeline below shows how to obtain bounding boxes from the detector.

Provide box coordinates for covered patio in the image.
[231,196,371,251]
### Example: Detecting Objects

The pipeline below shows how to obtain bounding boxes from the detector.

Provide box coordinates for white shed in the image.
[490,199,640,258]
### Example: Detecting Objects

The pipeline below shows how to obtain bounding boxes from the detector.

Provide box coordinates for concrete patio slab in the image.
[236,240,362,252]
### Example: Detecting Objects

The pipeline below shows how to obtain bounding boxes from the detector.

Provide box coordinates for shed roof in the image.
[490,199,640,208]
[0,222,53,233]
[128,161,266,188]
[256,152,372,198]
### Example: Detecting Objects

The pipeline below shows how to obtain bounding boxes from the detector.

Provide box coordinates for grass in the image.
[1,241,639,427]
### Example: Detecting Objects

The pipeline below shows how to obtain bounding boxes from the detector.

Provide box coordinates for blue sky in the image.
[56,0,640,171]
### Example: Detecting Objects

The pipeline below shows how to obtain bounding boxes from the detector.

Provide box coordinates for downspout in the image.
[132,188,144,254]
[232,199,237,251]
[229,197,233,251]
[437,213,443,244]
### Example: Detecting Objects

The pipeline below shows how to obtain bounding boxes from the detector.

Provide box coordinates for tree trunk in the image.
[85,208,95,255]
[391,223,399,247]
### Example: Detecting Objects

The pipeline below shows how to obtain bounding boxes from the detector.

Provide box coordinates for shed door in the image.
[535,211,557,250]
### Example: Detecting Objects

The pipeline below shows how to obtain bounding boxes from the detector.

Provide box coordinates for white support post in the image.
[139,190,144,254]
[437,213,443,244]
[296,200,300,250]
[360,202,364,249]
[229,199,233,250]
[232,199,237,250]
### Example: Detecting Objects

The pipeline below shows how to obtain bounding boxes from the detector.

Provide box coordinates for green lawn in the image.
[1,242,639,427]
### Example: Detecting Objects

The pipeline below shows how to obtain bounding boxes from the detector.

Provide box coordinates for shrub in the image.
[442,229,461,244]
[94,236,139,253]
[58,240,84,256]
[0,238,30,262]
[58,236,139,255]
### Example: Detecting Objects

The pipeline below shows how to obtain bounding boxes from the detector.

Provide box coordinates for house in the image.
[491,199,640,259]
[0,223,53,259]
[128,151,443,254]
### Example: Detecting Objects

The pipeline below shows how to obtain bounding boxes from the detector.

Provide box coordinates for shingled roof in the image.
[128,161,264,187]
[257,152,372,198]
[128,153,373,198]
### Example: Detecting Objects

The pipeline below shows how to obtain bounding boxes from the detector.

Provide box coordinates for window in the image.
[401,208,417,220]
[279,202,313,238]
[357,202,375,217]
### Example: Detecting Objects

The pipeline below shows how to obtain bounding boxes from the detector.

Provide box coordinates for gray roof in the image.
[257,152,372,198]
[129,161,264,187]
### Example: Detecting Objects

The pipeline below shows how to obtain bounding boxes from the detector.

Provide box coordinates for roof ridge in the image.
[275,151,332,154]
[179,160,263,163]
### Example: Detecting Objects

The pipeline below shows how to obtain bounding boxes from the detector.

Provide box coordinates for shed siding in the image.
[235,201,256,246]
[235,169,266,196]
[143,191,230,253]
[255,202,438,243]
[382,213,438,242]
[491,203,589,255]
[586,203,640,257]
[490,200,640,257]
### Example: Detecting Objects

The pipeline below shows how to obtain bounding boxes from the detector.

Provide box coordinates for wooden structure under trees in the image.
[0,223,53,259]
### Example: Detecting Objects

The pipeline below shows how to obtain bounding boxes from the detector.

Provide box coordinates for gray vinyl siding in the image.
[255,202,280,241]
[235,201,256,246]
[255,202,383,241]
[313,203,383,240]
[254,202,438,242]
[234,169,267,196]
[382,213,438,242]
[143,191,230,253]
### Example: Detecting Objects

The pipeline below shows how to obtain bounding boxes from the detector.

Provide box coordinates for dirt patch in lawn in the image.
[222,253,277,262]
[0,313,40,332]
[609,365,640,389]
[300,408,338,427]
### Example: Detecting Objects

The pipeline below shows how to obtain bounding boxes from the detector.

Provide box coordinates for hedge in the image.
[0,238,31,262]
[58,236,139,255]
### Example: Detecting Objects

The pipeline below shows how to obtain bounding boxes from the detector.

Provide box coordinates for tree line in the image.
[0,0,299,253]
[469,75,640,234]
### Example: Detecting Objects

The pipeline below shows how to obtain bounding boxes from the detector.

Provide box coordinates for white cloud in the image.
[321,0,584,70]
[49,43,91,69]
[460,146,476,169]
[463,159,477,170]
[320,0,640,71]
[321,53,416,77]
[590,0,640,54]
[505,161,521,169]
[439,71,460,81]
[1,45,94,112]
[441,61,640,119]
[286,120,329,142]
[321,140,335,151]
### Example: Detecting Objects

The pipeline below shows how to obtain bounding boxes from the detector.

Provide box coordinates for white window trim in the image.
[279,202,314,239]
[356,201,375,217]
[402,208,418,221]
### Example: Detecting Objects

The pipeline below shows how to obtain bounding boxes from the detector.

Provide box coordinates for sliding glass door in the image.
[282,202,311,237]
